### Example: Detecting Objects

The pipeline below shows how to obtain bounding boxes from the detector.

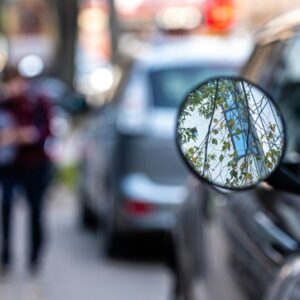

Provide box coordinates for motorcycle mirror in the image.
[177,76,286,190]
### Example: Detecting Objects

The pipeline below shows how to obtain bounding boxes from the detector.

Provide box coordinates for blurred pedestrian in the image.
[0,67,52,274]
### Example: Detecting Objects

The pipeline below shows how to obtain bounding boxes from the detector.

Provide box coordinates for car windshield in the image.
[150,66,238,107]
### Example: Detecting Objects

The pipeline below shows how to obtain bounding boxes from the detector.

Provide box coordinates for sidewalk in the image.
[0,185,172,300]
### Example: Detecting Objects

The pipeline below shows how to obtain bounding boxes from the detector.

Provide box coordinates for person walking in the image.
[0,68,52,274]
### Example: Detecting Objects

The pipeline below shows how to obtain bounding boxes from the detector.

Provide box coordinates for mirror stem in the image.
[266,166,300,194]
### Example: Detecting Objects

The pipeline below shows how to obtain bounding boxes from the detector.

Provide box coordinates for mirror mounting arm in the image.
[266,166,300,195]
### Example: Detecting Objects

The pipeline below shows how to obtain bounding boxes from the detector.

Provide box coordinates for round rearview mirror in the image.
[177,77,286,190]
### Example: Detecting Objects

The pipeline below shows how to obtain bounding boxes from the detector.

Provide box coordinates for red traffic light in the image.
[204,0,235,32]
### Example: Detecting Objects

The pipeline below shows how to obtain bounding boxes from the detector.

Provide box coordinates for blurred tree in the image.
[0,0,3,33]
[108,0,119,63]
[49,0,78,86]
[48,0,119,85]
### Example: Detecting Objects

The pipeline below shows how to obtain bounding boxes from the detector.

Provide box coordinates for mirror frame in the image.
[176,76,287,191]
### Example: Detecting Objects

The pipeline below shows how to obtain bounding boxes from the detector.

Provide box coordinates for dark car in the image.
[181,8,300,300]
[78,34,250,257]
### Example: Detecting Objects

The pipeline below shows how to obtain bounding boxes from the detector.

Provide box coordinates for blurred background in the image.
[1,0,300,300]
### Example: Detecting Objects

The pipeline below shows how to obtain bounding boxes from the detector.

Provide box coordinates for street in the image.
[0,185,172,300]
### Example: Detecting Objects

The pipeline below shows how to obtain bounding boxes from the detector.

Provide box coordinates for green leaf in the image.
[245,173,253,181]
[240,162,247,171]
[211,138,218,145]
[222,141,231,151]
[266,161,273,169]
[219,154,224,162]
[230,170,238,178]
[228,119,235,129]
[269,123,276,132]
[209,154,216,160]
[188,148,194,155]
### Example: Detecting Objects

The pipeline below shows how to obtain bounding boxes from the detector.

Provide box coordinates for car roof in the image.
[256,8,300,45]
[134,35,253,70]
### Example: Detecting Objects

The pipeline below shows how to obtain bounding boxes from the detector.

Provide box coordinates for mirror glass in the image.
[177,77,285,189]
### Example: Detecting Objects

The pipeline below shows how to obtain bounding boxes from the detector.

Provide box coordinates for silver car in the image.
[79,34,252,255]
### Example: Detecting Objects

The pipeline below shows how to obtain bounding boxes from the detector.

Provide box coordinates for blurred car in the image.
[182,8,300,300]
[78,34,251,258]
[116,0,203,32]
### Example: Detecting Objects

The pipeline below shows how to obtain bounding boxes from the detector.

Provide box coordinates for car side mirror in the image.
[176,76,286,190]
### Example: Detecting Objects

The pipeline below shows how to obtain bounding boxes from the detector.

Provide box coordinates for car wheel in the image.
[102,227,121,256]
[100,208,123,257]
[79,192,98,230]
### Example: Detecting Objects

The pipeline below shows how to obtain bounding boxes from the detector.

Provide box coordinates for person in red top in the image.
[0,68,52,274]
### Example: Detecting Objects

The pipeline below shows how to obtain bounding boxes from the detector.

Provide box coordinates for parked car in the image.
[78,34,251,259]
[180,8,300,300]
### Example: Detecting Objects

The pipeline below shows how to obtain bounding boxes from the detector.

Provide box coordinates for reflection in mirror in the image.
[177,77,285,189]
